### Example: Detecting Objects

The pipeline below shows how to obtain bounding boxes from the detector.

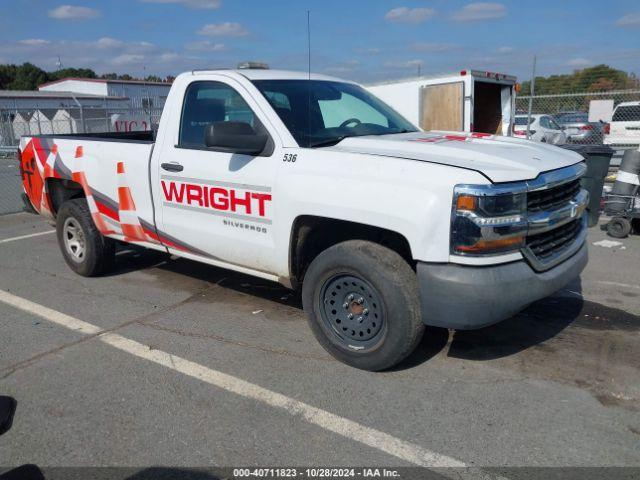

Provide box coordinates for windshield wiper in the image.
[308,136,347,148]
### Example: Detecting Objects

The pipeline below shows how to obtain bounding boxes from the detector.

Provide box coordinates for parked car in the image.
[18,68,589,371]
[604,101,640,149]
[554,112,604,144]
[513,114,567,144]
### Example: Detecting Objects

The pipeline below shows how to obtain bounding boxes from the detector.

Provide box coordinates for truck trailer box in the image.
[366,69,517,136]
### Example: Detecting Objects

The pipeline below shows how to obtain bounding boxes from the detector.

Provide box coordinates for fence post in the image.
[36,101,42,135]
[79,104,85,134]
[526,55,536,140]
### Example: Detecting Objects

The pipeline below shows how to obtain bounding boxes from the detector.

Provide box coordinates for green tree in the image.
[49,68,97,81]
[7,63,48,90]
[0,64,18,89]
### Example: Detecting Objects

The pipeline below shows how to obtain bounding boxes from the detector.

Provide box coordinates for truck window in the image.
[253,80,417,147]
[318,93,388,128]
[179,81,258,147]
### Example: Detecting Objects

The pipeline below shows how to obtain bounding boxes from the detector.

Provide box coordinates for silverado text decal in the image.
[160,176,272,224]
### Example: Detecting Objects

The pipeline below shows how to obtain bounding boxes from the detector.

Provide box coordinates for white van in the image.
[366,69,517,136]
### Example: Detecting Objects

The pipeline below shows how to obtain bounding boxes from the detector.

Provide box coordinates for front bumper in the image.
[416,242,588,330]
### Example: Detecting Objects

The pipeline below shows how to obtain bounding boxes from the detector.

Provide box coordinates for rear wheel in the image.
[607,217,632,239]
[302,240,424,371]
[56,199,115,276]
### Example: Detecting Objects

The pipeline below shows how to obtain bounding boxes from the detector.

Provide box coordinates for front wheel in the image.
[56,199,116,276]
[302,240,424,371]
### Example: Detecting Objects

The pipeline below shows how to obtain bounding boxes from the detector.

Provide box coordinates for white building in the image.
[10,111,32,140]
[29,109,58,135]
[52,109,112,134]
[0,90,129,110]
[39,77,171,109]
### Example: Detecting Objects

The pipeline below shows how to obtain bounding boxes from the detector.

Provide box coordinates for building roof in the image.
[39,77,172,89]
[0,90,128,100]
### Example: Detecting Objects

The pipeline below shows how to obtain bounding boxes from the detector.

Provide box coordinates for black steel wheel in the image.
[320,274,386,350]
[302,240,424,371]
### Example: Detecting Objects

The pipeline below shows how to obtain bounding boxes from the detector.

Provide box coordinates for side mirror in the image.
[204,122,268,156]
[0,396,17,436]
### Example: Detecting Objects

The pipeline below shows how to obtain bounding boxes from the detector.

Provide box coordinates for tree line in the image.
[0,63,174,90]
[519,64,640,96]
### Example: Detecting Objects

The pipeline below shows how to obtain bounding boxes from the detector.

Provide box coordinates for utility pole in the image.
[526,55,537,140]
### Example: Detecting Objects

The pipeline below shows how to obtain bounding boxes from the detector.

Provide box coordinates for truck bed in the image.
[30,130,155,144]
[19,132,159,251]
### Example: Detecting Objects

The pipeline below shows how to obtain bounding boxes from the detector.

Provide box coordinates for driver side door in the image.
[155,77,281,273]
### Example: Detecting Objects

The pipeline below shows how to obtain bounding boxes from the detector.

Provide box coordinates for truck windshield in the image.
[252,80,418,148]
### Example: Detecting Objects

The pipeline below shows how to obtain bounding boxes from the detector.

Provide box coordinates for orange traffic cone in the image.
[71,146,115,235]
[117,161,147,243]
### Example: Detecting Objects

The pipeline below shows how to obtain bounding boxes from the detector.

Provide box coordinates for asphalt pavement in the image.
[0,212,638,476]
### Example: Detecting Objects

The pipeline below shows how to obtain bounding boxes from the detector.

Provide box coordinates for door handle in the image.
[161,162,184,172]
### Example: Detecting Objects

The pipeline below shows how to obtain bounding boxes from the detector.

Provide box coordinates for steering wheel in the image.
[339,118,362,128]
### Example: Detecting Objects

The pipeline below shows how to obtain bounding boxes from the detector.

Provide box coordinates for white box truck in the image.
[367,69,517,136]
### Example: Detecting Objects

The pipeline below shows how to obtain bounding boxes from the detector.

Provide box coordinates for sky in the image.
[0,0,639,84]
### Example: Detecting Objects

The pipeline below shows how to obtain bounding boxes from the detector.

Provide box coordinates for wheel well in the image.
[289,216,414,287]
[46,179,85,216]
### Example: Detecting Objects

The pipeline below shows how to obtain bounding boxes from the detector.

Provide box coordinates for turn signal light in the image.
[456,195,477,211]
[456,236,525,253]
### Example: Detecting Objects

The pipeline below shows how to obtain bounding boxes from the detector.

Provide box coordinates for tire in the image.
[56,198,116,276]
[302,240,424,371]
[606,217,632,239]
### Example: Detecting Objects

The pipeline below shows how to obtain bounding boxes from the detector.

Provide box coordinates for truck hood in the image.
[328,131,583,183]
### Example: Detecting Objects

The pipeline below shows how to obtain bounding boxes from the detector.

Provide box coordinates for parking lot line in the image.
[0,230,55,244]
[0,288,465,468]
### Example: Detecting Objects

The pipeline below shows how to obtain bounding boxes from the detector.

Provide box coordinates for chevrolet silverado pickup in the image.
[18,69,589,371]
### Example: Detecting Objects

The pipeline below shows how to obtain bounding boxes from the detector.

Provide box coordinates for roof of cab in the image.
[190,69,353,83]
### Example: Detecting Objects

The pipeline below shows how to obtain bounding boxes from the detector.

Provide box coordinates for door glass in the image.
[179,81,257,147]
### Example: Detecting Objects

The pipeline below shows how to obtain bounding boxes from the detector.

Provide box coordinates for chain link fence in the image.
[514,90,640,159]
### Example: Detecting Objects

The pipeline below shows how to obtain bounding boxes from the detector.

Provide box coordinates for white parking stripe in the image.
[0,290,102,335]
[0,289,465,468]
[0,230,55,244]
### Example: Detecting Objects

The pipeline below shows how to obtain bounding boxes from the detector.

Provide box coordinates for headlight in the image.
[451,186,528,255]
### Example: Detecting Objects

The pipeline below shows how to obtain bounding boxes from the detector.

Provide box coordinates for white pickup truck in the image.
[19,69,589,371]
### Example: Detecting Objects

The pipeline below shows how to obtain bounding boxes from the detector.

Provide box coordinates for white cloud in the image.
[197,22,248,37]
[48,5,101,20]
[567,58,593,67]
[140,0,220,8]
[111,54,145,66]
[185,40,226,52]
[385,7,436,24]
[384,59,424,70]
[410,42,456,53]
[354,47,381,55]
[496,46,515,53]
[325,59,361,73]
[616,13,640,27]
[452,3,506,22]
[18,39,52,46]
[95,37,125,49]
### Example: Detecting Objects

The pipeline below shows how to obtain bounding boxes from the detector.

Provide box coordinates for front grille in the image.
[525,219,582,261]
[527,179,581,212]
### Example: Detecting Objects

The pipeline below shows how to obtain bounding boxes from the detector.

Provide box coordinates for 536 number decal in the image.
[283,153,297,163]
